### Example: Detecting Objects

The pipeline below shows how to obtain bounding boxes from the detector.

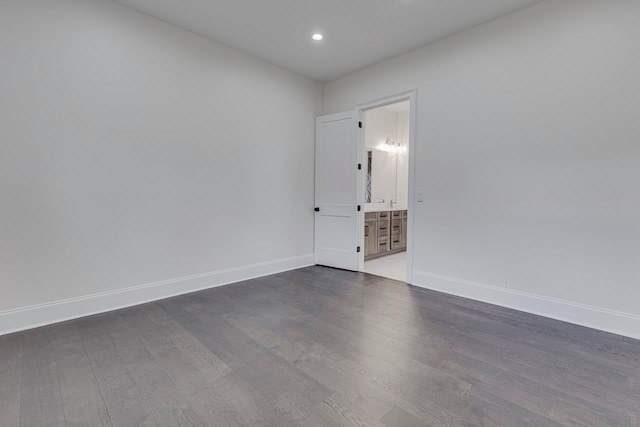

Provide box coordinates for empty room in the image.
[1,0,639,426]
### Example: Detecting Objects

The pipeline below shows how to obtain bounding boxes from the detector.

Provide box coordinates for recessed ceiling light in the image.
[312,33,324,41]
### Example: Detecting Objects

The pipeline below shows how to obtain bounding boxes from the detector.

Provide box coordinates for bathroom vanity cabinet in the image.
[364,210,407,260]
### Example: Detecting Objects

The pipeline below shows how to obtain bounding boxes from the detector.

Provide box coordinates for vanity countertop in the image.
[365,205,407,213]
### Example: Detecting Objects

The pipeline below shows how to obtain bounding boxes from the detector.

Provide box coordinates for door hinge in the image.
[358,121,363,128]
[357,205,361,211]
[358,163,362,170]
[357,246,361,253]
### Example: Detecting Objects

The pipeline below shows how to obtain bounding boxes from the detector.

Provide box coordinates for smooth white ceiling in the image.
[112,0,543,82]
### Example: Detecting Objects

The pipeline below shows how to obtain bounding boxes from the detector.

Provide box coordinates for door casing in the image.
[356,90,417,283]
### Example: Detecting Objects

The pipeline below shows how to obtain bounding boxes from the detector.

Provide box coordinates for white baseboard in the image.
[0,254,314,337]
[412,270,640,341]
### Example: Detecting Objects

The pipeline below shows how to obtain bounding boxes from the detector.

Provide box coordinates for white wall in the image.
[396,111,410,208]
[365,108,398,150]
[0,0,321,333]
[324,0,640,338]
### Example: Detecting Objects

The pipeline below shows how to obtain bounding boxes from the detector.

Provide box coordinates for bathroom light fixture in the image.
[378,138,404,153]
[312,33,324,41]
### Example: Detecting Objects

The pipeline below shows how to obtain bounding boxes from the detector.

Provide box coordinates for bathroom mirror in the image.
[366,149,398,206]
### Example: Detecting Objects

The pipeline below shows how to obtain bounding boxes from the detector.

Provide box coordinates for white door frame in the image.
[356,89,417,284]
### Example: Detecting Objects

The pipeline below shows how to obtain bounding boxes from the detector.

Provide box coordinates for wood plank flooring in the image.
[1,266,639,426]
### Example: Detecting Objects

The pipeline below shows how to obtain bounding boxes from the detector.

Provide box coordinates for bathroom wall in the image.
[396,111,410,208]
[364,107,410,210]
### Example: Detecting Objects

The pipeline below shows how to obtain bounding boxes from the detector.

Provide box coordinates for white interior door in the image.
[315,111,360,271]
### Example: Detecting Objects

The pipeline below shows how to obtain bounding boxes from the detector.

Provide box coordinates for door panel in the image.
[314,111,359,270]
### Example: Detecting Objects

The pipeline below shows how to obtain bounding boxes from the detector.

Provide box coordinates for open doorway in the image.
[358,95,414,282]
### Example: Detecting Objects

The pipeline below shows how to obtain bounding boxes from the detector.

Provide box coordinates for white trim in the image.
[412,270,640,340]
[356,89,417,283]
[0,254,314,337]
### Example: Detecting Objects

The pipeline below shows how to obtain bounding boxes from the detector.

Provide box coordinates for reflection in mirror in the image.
[365,151,372,203]
[370,149,397,205]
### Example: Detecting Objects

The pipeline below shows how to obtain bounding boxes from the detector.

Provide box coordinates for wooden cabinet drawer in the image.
[390,233,402,250]
[377,220,389,237]
[391,219,402,234]
[377,211,390,221]
[378,236,389,253]
[365,212,377,222]
[392,211,402,219]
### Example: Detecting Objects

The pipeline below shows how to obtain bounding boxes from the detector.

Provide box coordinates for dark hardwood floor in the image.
[1,266,638,426]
